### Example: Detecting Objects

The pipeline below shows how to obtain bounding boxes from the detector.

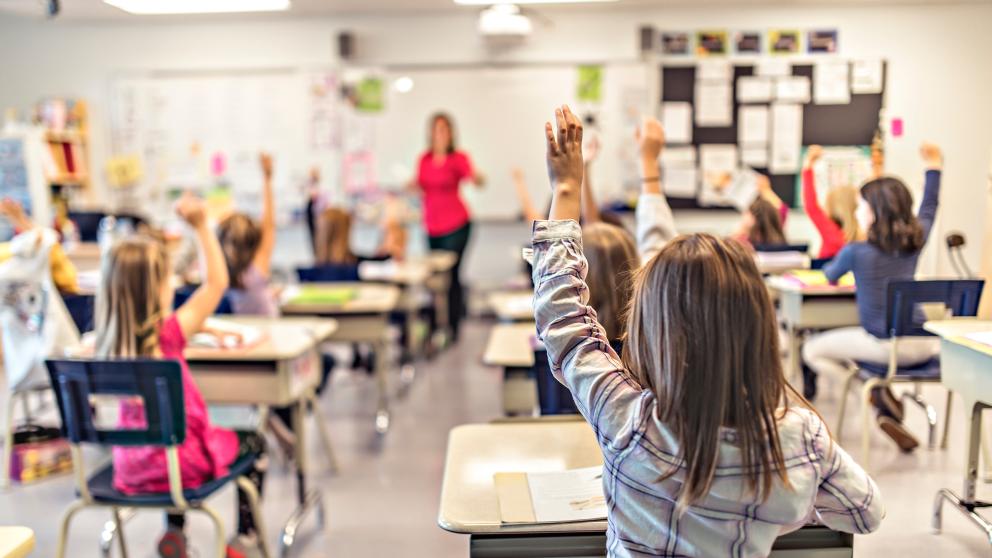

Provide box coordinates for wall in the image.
[1,2,990,284]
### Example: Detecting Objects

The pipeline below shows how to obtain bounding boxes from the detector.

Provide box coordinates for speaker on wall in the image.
[337,31,355,60]
[639,25,656,55]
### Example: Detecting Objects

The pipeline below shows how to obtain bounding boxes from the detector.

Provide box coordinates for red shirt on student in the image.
[801,167,846,259]
[417,150,475,237]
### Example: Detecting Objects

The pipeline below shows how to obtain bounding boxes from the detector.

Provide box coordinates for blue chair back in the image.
[172,285,233,315]
[297,264,360,283]
[810,257,830,270]
[754,243,810,254]
[67,211,106,243]
[45,359,186,447]
[886,279,985,338]
[62,293,95,334]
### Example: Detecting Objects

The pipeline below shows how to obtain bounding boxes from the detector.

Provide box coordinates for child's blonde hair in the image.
[622,234,811,509]
[94,236,170,358]
[825,185,861,243]
[315,208,356,265]
[583,222,638,342]
[217,213,262,289]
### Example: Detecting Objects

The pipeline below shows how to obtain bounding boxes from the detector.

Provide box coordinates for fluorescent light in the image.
[456,0,617,4]
[104,0,290,15]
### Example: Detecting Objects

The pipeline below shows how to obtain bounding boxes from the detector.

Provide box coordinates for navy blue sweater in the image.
[823,170,941,338]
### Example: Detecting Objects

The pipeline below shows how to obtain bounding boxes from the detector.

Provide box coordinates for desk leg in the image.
[374,337,391,434]
[308,392,338,475]
[279,400,326,557]
[402,291,418,387]
[786,324,802,386]
[933,400,992,545]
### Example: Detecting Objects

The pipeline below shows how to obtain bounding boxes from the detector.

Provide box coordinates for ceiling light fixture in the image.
[103,0,290,15]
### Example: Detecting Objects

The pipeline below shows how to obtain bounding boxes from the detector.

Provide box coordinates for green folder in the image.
[289,286,357,305]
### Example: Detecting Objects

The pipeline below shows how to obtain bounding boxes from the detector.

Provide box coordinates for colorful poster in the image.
[661,32,691,55]
[0,139,30,240]
[769,30,802,55]
[808,29,839,54]
[576,65,603,103]
[355,77,384,113]
[734,31,762,55]
[696,30,728,56]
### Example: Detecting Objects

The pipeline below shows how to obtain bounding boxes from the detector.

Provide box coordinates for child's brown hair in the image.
[217,213,262,289]
[583,222,638,342]
[315,207,356,265]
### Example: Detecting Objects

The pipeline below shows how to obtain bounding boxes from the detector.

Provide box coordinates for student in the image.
[218,153,278,318]
[533,105,882,556]
[314,207,357,265]
[731,173,789,249]
[96,194,266,558]
[802,143,944,452]
[1,198,79,294]
[801,146,861,259]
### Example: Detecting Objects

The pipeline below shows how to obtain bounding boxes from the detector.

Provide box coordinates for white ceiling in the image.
[0,0,983,21]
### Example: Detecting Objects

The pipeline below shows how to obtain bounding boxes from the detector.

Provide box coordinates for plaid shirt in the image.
[531,220,883,558]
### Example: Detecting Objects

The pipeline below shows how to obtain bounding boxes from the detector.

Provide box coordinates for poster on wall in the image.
[807,29,839,54]
[576,65,604,103]
[0,138,31,240]
[734,31,763,55]
[661,32,691,56]
[768,30,802,55]
[794,145,872,203]
[696,30,729,56]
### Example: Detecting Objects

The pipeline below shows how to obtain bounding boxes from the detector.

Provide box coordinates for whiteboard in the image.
[370,63,651,220]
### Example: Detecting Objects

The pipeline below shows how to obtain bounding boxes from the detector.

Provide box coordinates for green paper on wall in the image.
[576,65,603,103]
[356,78,384,113]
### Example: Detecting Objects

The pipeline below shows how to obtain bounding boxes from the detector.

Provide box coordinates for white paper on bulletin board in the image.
[770,103,803,174]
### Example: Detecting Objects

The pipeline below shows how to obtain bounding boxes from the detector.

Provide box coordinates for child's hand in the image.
[260,152,274,180]
[920,143,943,169]
[545,105,584,190]
[175,193,208,229]
[0,198,31,231]
[804,145,823,168]
[636,117,665,163]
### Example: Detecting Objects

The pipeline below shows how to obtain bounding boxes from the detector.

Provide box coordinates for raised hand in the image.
[174,193,208,229]
[920,143,943,170]
[545,105,584,190]
[636,117,665,163]
[804,145,823,169]
[260,152,274,180]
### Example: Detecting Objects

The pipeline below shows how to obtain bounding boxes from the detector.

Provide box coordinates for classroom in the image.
[1,0,992,556]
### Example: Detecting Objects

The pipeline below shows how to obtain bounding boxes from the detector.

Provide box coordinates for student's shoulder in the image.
[782,406,829,440]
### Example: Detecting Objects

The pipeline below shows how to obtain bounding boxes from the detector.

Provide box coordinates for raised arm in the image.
[0,198,34,233]
[511,168,543,223]
[810,414,884,534]
[822,244,855,284]
[534,105,646,452]
[175,194,230,338]
[635,117,677,263]
[918,143,943,244]
[253,153,277,277]
[801,146,836,234]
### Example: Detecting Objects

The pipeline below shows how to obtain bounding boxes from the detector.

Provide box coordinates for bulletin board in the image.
[660,60,886,209]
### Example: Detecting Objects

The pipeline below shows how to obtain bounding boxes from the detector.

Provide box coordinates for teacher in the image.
[414,112,484,343]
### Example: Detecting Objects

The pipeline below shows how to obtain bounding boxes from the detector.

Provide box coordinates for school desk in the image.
[926,319,992,545]
[0,527,34,558]
[184,315,337,557]
[483,322,538,416]
[280,282,401,434]
[766,276,859,382]
[487,290,534,322]
[438,420,854,557]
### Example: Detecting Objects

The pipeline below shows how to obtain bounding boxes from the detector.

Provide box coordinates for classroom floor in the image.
[2,319,992,557]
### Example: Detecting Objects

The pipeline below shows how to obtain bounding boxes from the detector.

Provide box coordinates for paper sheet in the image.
[698,144,738,205]
[661,102,693,144]
[756,59,791,77]
[695,82,733,127]
[663,166,699,198]
[722,168,762,211]
[770,103,804,174]
[738,105,770,146]
[814,60,851,105]
[775,76,811,103]
[527,466,607,523]
[852,59,884,94]
[737,76,774,103]
[741,146,769,167]
[697,59,733,82]
[661,146,697,166]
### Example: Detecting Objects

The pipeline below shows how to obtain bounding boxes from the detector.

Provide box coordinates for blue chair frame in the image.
[45,358,270,558]
[836,279,984,466]
[296,264,361,283]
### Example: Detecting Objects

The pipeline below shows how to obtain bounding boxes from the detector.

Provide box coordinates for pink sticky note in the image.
[210,152,227,177]
[891,118,904,138]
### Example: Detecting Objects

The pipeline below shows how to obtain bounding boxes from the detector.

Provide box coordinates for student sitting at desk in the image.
[96,194,267,558]
[731,173,790,250]
[802,143,944,452]
[533,105,882,557]
[801,146,862,259]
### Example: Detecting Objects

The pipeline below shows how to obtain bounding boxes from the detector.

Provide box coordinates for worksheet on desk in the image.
[527,466,607,523]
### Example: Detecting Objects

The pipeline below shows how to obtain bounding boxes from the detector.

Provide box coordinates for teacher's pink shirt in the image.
[417,150,474,237]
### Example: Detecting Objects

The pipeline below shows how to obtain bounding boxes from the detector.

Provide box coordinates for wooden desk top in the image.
[438,421,602,535]
[765,275,856,296]
[488,291,534,322]
[0,527,35,558]
[925,319,992,358]
[184,316,337,362]
[483,322,537,368]
[280,282,401,315]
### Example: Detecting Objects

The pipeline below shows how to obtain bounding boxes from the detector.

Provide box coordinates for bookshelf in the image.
[36,99,92,197]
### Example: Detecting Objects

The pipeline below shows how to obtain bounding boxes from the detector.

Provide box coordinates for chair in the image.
[62,293,95,334]
[836,280,985,467]
[296,264,361,283]
[45,358,270,558]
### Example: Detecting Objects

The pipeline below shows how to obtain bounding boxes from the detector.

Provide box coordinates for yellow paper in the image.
[105,155,143,187]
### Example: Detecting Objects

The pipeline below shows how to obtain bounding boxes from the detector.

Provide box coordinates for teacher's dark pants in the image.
[428,221,471,341]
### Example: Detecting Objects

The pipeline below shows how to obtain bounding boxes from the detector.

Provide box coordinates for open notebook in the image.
[188,318,264,350]
[494,466,607,524]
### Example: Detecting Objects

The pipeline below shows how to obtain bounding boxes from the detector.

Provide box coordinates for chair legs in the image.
[902,385,939,449]
[195,504,228,558]
[308,394,339,474]
[942,390,953,450]
[56,500,89,558]
[861,378,881,468]
[836,368,859,441]
[237,476,273,558]
[112,507,129,558]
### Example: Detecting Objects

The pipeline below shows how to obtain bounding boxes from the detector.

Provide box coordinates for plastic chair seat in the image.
[84,452,257,506]
[856,357,941,381]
